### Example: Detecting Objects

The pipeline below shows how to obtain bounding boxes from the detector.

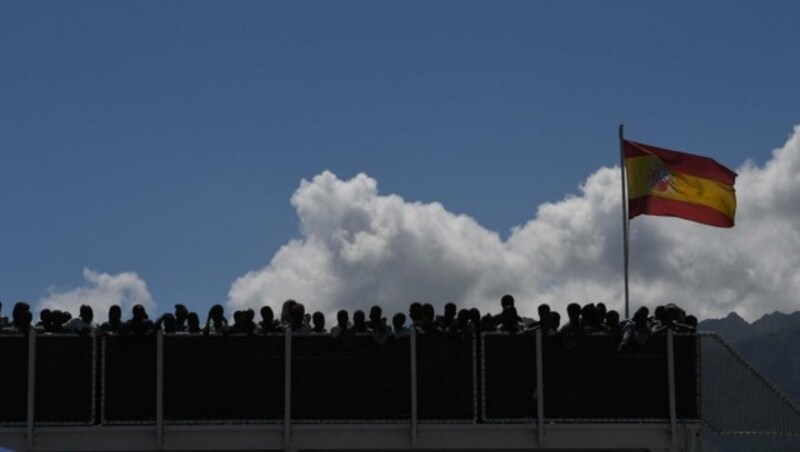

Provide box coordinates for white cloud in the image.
[228,126,800,322]
[37,268,155,323]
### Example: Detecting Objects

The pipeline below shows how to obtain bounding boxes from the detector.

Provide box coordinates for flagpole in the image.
[619,124,630,319]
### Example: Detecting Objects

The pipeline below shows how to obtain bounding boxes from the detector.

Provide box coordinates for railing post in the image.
[284,330,292,451]
[410,327,418,447]
[535,328,544,448]
[27,329,36,449]
[667,329,677,450]
[156,329,164,448]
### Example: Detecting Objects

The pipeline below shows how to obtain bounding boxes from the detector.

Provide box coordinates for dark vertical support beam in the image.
[536,328,544,447]
[284,331,292,451]
[410,328,418,447]
[156,329,164,448]
[27,329,36,449]
[667,329,677,449]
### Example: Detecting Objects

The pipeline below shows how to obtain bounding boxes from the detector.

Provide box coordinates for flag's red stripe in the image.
[623,140,737,186]
[628,196,734,228]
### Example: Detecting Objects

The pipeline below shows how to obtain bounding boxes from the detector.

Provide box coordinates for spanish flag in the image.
[623,140,737,228]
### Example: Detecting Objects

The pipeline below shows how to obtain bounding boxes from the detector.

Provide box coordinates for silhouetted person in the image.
[409,302,424,330]
[369,305,390,344]
[683,315,698,333]
[456,309,474,335]
[581,303,602,333]
[618,306,651,351]
[310,311,327,334]
[49,310,68,333]
[437,302,457,331]
[352,310,368,333]
[100,305,123,335]
[280,299,297,326]
[498,306,522,334]
[125,304,154,335]
[494,294,515,323]
[258,306,279,334]
[559,303,583,350]
[480,313,497,332]
[0,301,7,328]
[289,303,310,336]
[549,312,561,331]
[186,312,201,333]
[368,305,384,331]
[392,312,410,338]
[469,308,482,333]
[66,305,95,334]
[652,305,668,333]
[3,302,33,333]
[532,303,552,332]
[595,302,608,325]
[420,303,442,335]
[330,309,350,338]
[174,304,189,332]
[230,310,250,335]
[204,304,228,335]
[604,310,622,335]
[38,309,64,333]
[155,313,177,333]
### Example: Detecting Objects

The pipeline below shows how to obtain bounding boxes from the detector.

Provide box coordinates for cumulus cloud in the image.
[228,126,800,322]
[37,268,155,322]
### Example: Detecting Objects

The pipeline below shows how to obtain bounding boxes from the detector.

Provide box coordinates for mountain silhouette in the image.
[698,311,800,452]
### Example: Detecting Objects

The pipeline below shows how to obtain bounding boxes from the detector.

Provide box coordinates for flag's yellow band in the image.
[626,156,736,218]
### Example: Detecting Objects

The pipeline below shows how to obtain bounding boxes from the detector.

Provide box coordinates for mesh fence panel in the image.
[699,332,800,435]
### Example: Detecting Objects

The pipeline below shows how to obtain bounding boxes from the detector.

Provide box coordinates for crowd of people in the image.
[0,296,697,350]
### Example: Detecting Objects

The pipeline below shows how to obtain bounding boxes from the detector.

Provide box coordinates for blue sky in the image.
[3,1,800,322]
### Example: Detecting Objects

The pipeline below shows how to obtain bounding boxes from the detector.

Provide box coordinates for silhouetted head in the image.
[175,304,188,324]
[502,307,519,332]
[40,309,51,323]
[654,305,667,323]
[595,303,607,323]
[422,303,435,322]
[665,303,685,324]
[161,313,177,333]
[456,309,470,328]
[290,303,305,327]
[392,312,406,331]
[480,313,496,332]
[12,301,30,318]
[187,312,200,332]
[537,304,551,322]
[409,302,422,322]
[312,311,325,331]
[550,312,561,330]
[353,310,366,330]
[567,303,581,323]
[336,309,349,327]
[260,306,274,324]
[685,315,698,329]
[20,310,33,330]
[281,299,297,324]
[581,303,598,328]
[369,305,382,324]
[606,310,620,328]
[209,304,224,322]
[132,304,146,321]
[469,308,481,326]
[444,302,457,320]
[79,305,93,324]
[109,305,122,323]
[633,306,649,325]
[501,294,515,310]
